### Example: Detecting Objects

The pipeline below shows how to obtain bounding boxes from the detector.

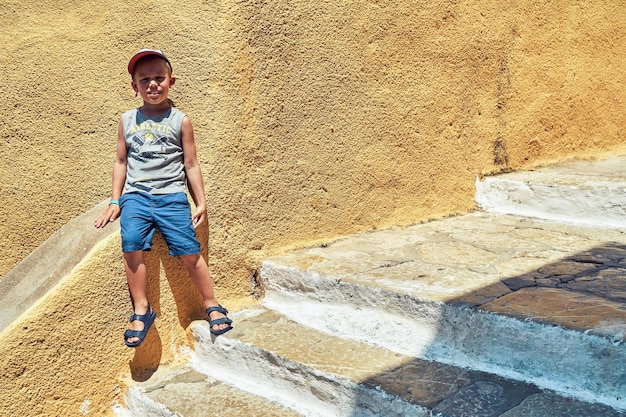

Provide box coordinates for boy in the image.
[95,49,232,347]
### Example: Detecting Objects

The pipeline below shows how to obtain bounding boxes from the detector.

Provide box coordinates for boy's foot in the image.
[206,305,233,335]
[124,305,157,347]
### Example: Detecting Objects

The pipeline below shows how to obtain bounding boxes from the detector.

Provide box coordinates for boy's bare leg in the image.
[124,250,150,344]
[180,253,229,333]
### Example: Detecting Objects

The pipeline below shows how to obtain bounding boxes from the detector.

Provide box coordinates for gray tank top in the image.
[121,107,187,194]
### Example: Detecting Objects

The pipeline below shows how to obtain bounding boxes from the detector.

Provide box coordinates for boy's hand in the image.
[94,205,121,228]
[192,205,207,229]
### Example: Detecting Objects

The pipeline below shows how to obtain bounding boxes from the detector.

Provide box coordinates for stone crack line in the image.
[337,259,416,283]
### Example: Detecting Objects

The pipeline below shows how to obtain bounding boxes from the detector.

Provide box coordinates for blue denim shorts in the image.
[119,192,201,256]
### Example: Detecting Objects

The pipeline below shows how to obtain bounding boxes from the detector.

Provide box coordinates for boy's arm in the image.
[94,119,127,228]
[181,116,207,229]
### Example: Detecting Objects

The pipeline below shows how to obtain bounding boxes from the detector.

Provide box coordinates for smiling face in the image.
[131,56,176,112]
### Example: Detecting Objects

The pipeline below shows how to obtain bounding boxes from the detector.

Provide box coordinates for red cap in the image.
[128,49,172,76]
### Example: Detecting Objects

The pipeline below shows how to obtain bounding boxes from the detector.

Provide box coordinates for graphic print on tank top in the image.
[129,131,169,162]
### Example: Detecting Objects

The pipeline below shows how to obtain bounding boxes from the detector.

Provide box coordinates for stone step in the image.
[259,212,626,412]
[118,361,302,417]
[475,156,626,227]
[177,309,621,417]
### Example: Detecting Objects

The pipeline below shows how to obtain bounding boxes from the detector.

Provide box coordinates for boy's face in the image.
[131,56,176,106]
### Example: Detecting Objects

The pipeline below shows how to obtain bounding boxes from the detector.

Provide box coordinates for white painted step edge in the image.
[475,177,626,228]
[113,390,179,417]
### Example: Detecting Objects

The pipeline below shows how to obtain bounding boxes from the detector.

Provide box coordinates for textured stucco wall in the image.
[1,0,626,415]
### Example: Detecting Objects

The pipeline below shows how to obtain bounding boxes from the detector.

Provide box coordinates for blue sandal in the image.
[124,305,157,348]
[206,305,233,335]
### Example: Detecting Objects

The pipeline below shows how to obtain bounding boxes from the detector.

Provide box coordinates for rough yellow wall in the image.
[1,0,626,415]
[3,0,626,288]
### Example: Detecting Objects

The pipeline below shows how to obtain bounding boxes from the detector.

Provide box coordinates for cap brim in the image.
[128,50,171,75]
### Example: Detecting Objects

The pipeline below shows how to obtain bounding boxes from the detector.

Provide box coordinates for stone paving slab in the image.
[499,393,626,417]
[481,287,626,339]
[485,156,626,186]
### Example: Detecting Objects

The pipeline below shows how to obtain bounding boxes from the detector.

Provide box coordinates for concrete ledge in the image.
[0,200,119,333]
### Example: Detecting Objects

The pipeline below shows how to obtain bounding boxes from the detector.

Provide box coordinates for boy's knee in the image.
[124,250,145,266]
[180,253,203,267]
